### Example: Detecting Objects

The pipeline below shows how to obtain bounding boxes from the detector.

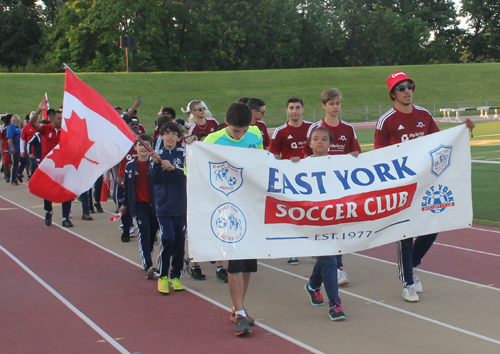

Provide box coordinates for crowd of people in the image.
[0,70,475,336]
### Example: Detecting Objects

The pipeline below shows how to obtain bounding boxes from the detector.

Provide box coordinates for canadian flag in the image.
[157,106,163,115]
[29,68,135,203]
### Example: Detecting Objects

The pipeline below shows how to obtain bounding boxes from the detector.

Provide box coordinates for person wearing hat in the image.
[374,70,474,303]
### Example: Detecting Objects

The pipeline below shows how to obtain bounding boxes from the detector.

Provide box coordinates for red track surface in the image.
[0,197,311,354]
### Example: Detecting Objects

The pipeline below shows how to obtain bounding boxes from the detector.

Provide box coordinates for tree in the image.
[0,1,42,68]
[461,0,500,62]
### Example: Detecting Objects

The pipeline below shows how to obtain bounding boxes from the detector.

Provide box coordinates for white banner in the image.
[186,125,472,262]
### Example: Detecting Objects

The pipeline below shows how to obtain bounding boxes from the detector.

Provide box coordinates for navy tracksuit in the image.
[150,146,187,279]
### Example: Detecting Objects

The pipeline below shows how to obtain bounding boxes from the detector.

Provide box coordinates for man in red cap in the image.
[374,70,474,303]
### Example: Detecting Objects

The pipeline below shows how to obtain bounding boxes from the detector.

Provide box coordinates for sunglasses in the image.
[193,107,206,112]
[255,109,266,114]
[394,83,415,92]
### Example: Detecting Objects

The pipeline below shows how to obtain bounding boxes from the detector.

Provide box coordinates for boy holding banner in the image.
[186,102,263,336]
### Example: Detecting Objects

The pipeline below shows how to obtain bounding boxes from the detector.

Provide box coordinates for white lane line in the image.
[471,226,500,234]
[0,245,130,354]
[0,196,322,354]
[258,261,500,346]
[434,242,500,258]
[352,253,500,292]
[472,160,500,164]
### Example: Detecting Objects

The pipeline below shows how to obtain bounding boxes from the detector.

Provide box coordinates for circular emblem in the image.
[211,203,247,243]
[421,185,454,214]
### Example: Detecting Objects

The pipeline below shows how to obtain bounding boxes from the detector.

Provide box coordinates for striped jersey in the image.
[303,119,361,156]
[270,120,313,159]
[374,105,439,148]
[204,125,263,149]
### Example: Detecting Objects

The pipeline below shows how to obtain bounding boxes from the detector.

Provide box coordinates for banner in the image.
[186,125,472,262]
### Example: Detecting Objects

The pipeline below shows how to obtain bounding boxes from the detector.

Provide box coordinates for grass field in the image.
[1,64,499,226]
[2,63,500,131]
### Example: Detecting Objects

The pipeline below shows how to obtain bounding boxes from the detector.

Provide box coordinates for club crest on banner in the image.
[211,203,247,243]
[209,161,243,196]
[429,145,452,177]
[421,185,455,213]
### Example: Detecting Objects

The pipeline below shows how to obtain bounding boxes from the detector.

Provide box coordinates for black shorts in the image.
[227,259,258,273]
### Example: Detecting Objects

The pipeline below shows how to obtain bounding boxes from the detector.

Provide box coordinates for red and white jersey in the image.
[0,124,7,152]
[39,124,61,159]
[188,117,219,136]
[254,120,270,148]
[21,123,37,154]
[119,146,138,178]
[303,119,361,156]
[374,105,439,148]
[138,124,146,135]
[270,120,313,160]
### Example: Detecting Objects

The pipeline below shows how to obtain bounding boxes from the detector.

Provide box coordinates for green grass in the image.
[2,63,500,132]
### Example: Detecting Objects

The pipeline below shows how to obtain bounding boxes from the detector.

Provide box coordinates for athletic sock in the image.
[235,309,247,317]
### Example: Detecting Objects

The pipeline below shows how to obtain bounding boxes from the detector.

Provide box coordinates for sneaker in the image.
[121,232,130,243]
[89,206,96,214]
[337,268,349,286]
[81,213,93,221]
[189,266,206,280]
[216,268,228,283]
[287,257,299,265]
[94,203,104,213]
[129,226,135,236]
[402,284,419,302]
[235,315,252,336]
[45,211,52,226]
[230,308,255,326]
[17,174,23,183]
[305,283,325,306]
[62,219,73,228]
[170,277,184,291]
[413,268,423,293]
[11,182,19,186]
[329,301,346,321]
[145,266,155,279]
[158,276,169,294]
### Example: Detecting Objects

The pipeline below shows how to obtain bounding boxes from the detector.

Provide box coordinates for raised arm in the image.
[29,99,48,131]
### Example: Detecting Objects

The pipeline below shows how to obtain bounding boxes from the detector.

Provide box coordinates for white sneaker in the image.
[402,285,419,302]
[337,268,349,286]
[413,268,423,293]
[130,226,136,236]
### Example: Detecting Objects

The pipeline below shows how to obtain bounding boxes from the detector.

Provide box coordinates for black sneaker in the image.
[121,232,130,243]
[62,219,73,228]
[45,211,52,226]
[287,257,299,265]
[94,203,104,213]
[17,174,23,183]
[189,266,206,280]
[216,268,228,283]
[235,315,252,336]
[305,283,325,306]
[81,213,93,221]
[329,301,346,321]
[89,206,96,214]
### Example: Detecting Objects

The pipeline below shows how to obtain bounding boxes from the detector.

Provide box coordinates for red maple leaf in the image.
[49,111,98,169]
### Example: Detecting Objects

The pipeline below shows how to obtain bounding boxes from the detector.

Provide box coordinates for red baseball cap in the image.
[386,71,415,101]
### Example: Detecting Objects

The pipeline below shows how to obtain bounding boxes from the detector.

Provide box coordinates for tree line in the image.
[1,0,499,72]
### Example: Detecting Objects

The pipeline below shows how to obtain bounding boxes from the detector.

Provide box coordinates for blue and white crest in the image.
[429,145,452,177]
[421,185,455,213]
[209,161,243,196]
[211,203,247,243]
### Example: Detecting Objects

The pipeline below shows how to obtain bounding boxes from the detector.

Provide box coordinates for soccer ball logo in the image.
[227,176,237,186]
[427,190,447,213]
[421,185,455,213]
[215,217,227,228]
